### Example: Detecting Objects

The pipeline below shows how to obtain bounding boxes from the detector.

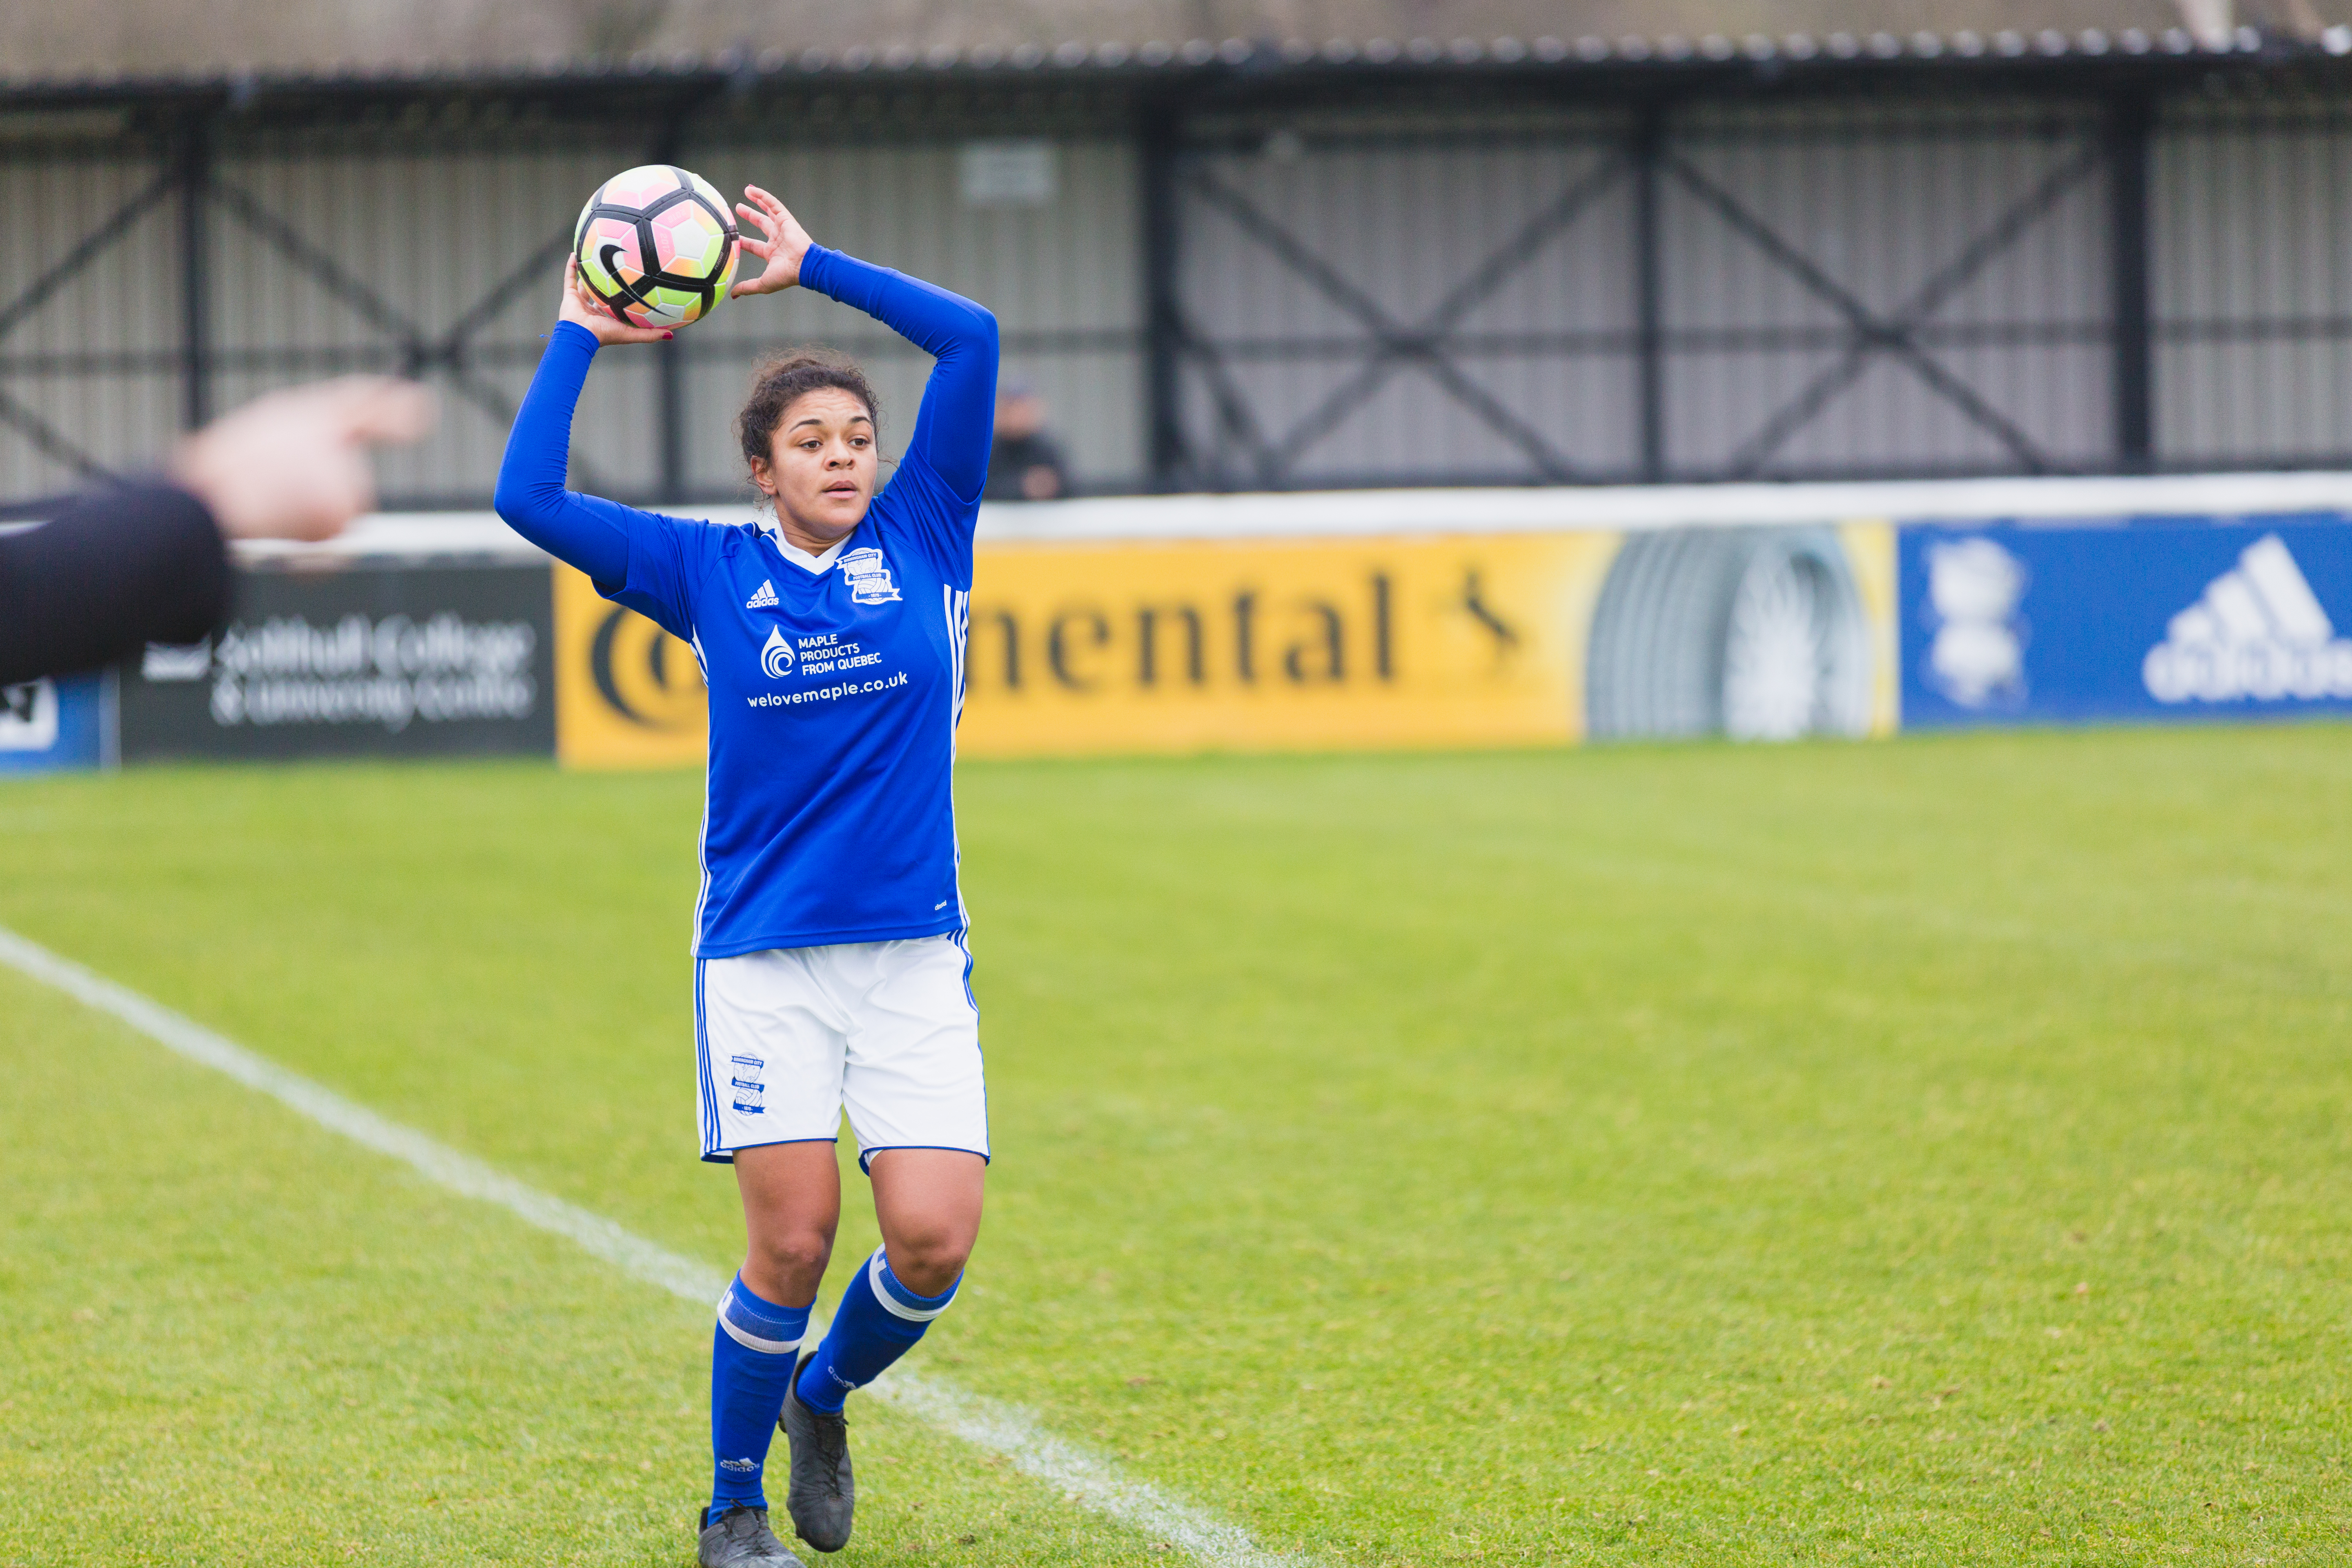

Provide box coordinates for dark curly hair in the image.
[736,350,881,484]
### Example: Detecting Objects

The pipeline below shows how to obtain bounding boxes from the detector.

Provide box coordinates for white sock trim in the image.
[867,1246,956,1323]
[716,1286,805,1356]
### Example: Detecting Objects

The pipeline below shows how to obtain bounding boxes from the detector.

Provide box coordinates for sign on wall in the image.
[551,564,709,768]
[965,523,1894,753]
[549,524,1897,767]
[0,673,109,774]
[1900,515,2352,727]
[960,532,1617,755]
[118,564,554,762]
[14,494,2343,777]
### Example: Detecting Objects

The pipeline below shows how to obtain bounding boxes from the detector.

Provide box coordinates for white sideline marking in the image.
[0,925,1299,1568]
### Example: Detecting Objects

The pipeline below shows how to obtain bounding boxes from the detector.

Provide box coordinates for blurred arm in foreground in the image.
[0,378,434,685]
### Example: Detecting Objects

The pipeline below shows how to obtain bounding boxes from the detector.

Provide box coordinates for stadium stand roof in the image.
[3,0,2348,92]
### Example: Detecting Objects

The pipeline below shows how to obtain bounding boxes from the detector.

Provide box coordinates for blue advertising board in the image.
[0,672,111,774]
[1900,514,2352,728]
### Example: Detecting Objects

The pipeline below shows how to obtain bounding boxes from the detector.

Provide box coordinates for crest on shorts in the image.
[729,1054,766,1114]
[837,547,901,605]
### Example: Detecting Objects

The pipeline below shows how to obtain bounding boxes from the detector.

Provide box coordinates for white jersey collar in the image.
[760,514,848,575]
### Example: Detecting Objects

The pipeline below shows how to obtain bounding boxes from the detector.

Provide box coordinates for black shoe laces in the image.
[808,1410,849,1491]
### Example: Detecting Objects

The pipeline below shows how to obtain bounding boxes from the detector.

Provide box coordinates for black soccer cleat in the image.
[778,1350,855,1552]
[697,1503,805,1568]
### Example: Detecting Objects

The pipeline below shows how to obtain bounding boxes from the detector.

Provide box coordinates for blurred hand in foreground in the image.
[170,377,437,541]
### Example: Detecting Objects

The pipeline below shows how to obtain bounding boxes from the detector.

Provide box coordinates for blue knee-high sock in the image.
[709,1274,811,1526]
[794,1247,958,1415]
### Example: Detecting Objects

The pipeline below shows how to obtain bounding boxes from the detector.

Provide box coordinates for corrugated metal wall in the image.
[198,131,1142,505]
[1177,120,1637,486]
[1172,100,2122,486]
[681,138,1141,501]
[0,142,181,500]
[2,92,2350,507]
[1662,102,2113,479]
[2156,101,2352,467]
[211,138,645,503]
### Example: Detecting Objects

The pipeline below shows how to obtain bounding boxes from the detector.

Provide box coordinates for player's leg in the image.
[712,1142,838,1515]
[697,951,851,1568]
[803,1149,983,1400]
[780,935,989,1551]
[843,1144,982,1351]
[781,1154,982,1554]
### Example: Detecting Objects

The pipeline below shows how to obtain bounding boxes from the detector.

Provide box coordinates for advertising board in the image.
[0,673,110,775]
[550,523,1897,766]
[119,564,555,762]
[552,564,709,768]
[1900,515,2352,727]
[92,481,2337,773]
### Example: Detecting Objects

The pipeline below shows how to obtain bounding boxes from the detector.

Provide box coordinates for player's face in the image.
[756,388,877,546]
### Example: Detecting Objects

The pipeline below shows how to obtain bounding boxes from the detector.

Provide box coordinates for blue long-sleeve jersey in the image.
[496,246,999,956]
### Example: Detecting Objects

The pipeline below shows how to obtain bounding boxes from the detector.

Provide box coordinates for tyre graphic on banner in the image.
[1586,527,1879,742]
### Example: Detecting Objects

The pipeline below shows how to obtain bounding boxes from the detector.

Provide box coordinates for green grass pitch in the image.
[2,725,2348,1566]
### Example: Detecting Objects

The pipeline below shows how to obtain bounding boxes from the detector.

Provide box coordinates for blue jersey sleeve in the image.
[494,322,716,641]
[799,247,998,578]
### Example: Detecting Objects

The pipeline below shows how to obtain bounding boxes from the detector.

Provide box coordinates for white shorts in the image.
[696,934,988,1169]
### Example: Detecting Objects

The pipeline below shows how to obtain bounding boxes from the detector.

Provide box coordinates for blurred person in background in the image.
[983,382,1068,501]
[0,377,436,685]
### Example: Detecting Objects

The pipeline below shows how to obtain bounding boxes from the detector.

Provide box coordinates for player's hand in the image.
[171,377,437,541]
[731,185,813,297]
[558,255,674,346]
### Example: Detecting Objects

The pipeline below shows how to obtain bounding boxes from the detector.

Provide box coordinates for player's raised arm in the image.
[492,260,676,596]
[732,185,1000,504]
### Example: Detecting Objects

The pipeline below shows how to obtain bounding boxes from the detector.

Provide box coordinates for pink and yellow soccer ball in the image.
[573,165,741,330]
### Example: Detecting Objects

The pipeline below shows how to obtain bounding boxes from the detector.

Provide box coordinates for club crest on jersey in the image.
[759,626,795,679]
[837,547,901,605]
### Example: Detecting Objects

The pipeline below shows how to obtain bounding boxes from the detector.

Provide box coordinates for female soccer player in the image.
[495,186,997,1568]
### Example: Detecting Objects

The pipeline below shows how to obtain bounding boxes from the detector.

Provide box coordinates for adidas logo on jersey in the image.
[745,579,779,609]
[2143,534,2352,703]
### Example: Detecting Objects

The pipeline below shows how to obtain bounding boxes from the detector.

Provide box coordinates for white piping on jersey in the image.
[689,630,715,945]
[941,584,972,934]
[760,514,848,575]
[942,584,969,734]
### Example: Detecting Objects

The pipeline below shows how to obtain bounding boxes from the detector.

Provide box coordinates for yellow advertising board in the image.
[959,531,1621,756]
[552,522,1895,767]
[552,564,708,768]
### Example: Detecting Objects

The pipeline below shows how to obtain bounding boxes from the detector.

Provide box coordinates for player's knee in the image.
[750,1227,833,1283]
[883,1225,972,1298]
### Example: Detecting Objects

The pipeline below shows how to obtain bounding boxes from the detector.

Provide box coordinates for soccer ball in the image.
[574,165,741,330]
